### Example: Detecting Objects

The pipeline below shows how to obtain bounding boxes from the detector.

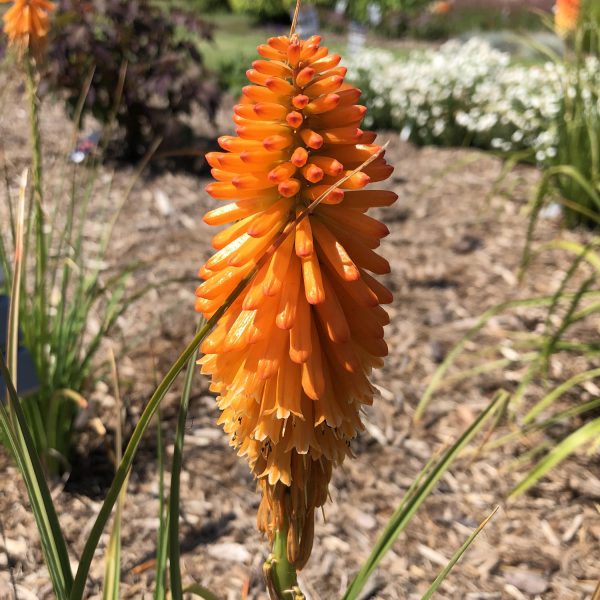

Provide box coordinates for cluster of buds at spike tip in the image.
[1,0,56,59]
[196,33,396,568]
[554,0,580,34]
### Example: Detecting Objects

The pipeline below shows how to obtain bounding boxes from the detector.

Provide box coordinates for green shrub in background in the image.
[547,0,600,228]
[0,86,150,476]
[216,52,255,97]
[45,0,220,160]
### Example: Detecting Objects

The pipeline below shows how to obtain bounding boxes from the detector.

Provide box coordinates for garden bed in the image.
[0,81,599,599]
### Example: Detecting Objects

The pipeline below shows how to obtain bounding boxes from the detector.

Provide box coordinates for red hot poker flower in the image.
[196,33,396,568]
[1,0,55,58]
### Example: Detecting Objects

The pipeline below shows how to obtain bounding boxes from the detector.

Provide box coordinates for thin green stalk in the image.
[24,54,48,382]
[103,350,126,600]
[154,405,169,600]
[6,170,27,427]
[168,330,199,599]
[270,525,299,599]
[420,507,499,600]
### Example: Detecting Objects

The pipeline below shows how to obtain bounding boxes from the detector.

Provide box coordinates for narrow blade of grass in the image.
[523,367,600,424]
[342,392,505,600]
[413,294,599,421]
[510,416,600,498]
[102,350,127,600]
[69,297,239,599]
[181,584,221,600]
[0,353,73,598]
[6,170,28,425]
[154,408,169,600]
[169,320,203,599]
[420,506,499,600]
[592,578,600,600]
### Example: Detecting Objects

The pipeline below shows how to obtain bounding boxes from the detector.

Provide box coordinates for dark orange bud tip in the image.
[292,95,310,109]
[296,67,316,88]
[205,152,221,168]
[278,179,301,198]
[323,188,345,204]
[286,111,304,128]
[302,164,324,183]
[300,129,323,150]
[312,187,344,205]
[268,36,289,51]
[287,41,301,66]
[268,162,296,183]
[291,147,309,167]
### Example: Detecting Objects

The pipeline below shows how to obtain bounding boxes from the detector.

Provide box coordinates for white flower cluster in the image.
[346,39,599,163]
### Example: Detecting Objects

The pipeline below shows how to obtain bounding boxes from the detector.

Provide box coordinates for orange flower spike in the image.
[555,0,579,34]
[2,0,55,58]
[197,31,396,570]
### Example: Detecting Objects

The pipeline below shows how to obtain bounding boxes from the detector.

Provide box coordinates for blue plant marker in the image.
[0,293,40,400]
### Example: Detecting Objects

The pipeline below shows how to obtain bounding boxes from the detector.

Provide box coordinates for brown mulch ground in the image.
[1,68,600,600]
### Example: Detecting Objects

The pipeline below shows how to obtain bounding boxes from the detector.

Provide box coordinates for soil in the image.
[0,68,599,600]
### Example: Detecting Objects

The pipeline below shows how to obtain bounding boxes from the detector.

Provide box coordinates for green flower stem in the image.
[24,53,48,371]
[271,525,299,599]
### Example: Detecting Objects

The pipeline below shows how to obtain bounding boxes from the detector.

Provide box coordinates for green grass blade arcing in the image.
[414,291,600,421]
[342,392,505,600]
[420,506,499,600]
[0,353,73,599]
[510,416,600,498]
[154,408,169,600]
[169,329,200,599]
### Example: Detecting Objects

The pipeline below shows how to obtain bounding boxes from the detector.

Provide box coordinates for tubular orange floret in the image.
[196,31,396,570]
[555,0,580,34]
[286,110,304,128]
[2,0,56,58]
[292,94,310,109]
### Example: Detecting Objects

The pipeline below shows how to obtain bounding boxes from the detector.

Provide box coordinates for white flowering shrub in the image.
[346,39,599,165]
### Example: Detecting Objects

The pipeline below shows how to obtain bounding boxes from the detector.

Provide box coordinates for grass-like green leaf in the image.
[523,367,600,424]
[342,392,505,600]
[414,292,600,421]
[510,416,600,498]
[182,584,221,600]
[420,506,499,600]
[154,408,169,600]
[68,280,255,599]
[0,353,73,599]
[102,352,127,600]
[169,320,202,598]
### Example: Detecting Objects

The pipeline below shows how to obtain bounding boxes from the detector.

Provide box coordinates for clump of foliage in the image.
[45,0,220,159]
[551,2,600,227]
[229,0,332,19]
[215,52,255,97]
